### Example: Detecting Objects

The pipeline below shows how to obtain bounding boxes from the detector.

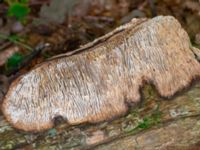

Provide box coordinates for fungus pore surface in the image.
[2,16,200,131]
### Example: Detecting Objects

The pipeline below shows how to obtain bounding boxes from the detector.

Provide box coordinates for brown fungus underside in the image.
[2,16,200,131]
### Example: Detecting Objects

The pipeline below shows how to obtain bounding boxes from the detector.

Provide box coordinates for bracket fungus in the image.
[2,16,200,131]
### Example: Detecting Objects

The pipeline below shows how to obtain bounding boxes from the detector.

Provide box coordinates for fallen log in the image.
[1,83,200,149]
[2,16,200,132]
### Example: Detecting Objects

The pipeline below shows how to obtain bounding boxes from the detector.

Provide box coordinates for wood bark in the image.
[2,16,200,133]
[1,84,200,149]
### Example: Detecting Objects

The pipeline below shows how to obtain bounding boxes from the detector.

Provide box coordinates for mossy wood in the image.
[1,84,200,149]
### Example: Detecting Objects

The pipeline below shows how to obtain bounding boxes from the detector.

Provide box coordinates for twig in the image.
[148,0,157,17]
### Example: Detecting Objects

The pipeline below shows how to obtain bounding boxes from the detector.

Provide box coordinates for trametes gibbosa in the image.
[2,16,200,131]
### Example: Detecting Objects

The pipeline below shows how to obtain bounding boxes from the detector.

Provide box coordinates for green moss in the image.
[136,109,161,130]
[125,104,162,134]
[47,128,57,137]
[142,85,159,100]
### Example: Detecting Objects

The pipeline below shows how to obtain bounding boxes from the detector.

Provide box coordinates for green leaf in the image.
[7,2,30,21]
[8,34,20,42]
[5,53,24,70]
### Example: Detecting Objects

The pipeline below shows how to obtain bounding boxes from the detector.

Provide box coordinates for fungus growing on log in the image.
[2,16,200,131]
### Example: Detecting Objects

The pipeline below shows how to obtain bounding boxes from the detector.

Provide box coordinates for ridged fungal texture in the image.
[2,16,200,131]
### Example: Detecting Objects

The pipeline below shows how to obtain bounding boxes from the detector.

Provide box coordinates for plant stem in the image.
[0,33,33,51]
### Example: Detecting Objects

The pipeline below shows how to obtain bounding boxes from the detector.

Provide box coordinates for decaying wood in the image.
[2,16,200,131]
[1,83,200,149]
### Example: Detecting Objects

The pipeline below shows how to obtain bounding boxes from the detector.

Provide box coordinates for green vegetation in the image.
[5,52,24,71]
[47,128,57,137]
[5,0,30,23]
[125,104,162,134]
[0,33,32,51]
[135,110,161,130]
